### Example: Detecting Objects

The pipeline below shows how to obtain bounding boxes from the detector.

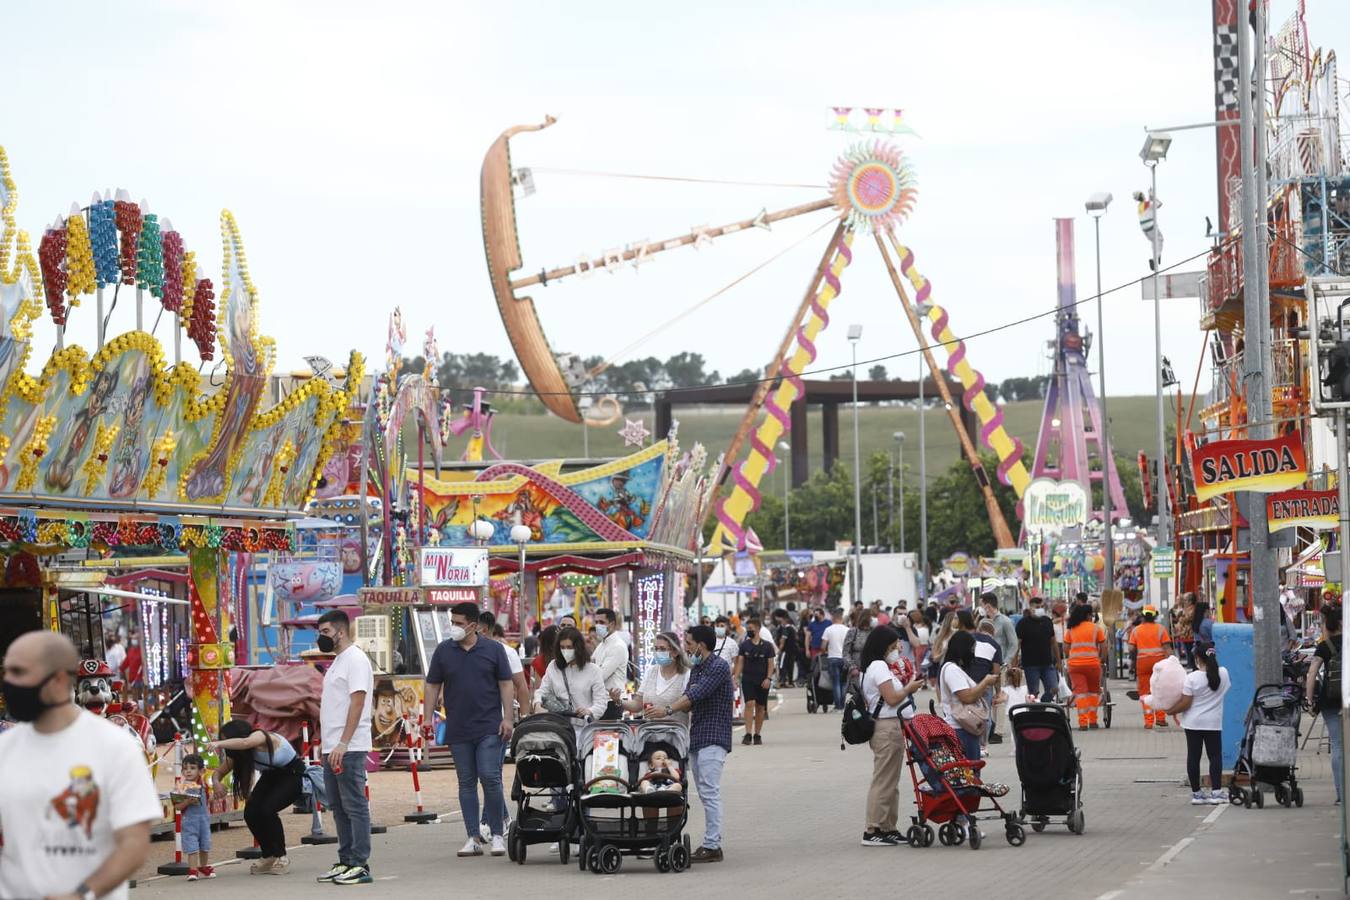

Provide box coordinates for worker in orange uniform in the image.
[1064,603,1108,730]
[1128,605,1173,728]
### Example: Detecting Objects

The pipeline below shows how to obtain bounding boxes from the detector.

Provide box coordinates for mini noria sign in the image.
[1189,432,1306,502]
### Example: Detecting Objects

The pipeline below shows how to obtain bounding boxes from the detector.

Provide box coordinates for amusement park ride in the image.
[480,114,1033,555]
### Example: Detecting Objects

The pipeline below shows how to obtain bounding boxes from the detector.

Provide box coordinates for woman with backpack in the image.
[859,625,925,847]
[1305,604,1343,804]
[1167,645,1231,804]
[208,719,306,875]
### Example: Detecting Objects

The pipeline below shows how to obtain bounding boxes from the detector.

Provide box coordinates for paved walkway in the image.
[131,679,1347,898]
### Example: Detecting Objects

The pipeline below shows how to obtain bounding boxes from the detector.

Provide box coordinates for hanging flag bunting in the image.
[1190,431,1306,502]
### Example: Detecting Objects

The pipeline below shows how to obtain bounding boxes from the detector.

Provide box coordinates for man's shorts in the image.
[180,810,212,854]
[741,681,770,706]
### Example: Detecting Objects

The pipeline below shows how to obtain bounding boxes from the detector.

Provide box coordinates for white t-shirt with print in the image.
[714,635,739,665]
[823,623,849,658]
[321,643,375,753]
[0,711,162,900]
[939,662,977,728]
[1179,667,1231,731]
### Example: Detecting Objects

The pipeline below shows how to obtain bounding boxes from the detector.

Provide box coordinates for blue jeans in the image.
[828,657,847,709]
[1326,708,1344,803]
[956,727,982,764]
[1023,665,1059,703]
[690,745,727,850]
[323,752,371,867]
[450,734,505,839]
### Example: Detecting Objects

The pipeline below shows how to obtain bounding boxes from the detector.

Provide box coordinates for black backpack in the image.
[1321,638,1342,708]
[840,684,884,748]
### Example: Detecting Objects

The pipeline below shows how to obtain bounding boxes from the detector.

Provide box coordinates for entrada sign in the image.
[1190,432,1306,502]
[1267,488,1340,533]
[418,548,489,587]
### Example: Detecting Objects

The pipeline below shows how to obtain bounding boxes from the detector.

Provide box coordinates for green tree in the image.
[726,367,761,385]
[868,364,888,381]
[901,452,1023,571]
[663,352,719,388]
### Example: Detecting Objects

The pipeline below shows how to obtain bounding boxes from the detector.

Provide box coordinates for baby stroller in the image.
[507,713,577,865]
[1229,682,1304,809]
[576,720,692,874]
[806,654,834,713]
[900,705,1024,849]
[1010,702,1085,834]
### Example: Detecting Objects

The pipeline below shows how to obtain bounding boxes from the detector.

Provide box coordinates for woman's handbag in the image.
[951,696,989,737]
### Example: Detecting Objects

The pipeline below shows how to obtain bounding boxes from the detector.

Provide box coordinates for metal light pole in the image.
[1086,193,1114,593]
[1140,134,1171,613]
[918,356,928,601]
[777,441,791,551]
[895,432,906,554]
[510,520,532,637]
[849,324,864,605]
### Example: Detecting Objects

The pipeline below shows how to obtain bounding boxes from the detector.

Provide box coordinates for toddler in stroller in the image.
[901,711,1023,849]
[576,720,692,875]
[506,713,577,865]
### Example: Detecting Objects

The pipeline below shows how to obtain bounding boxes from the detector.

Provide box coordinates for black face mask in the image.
[316,634,337,654]
[2,672,62,723]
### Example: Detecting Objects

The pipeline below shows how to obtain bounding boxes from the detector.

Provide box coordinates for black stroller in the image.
[806,654,834,713]
[1010,702,1085,834]
[576,719,691,874]
[507,713,577,865]
[1230,682,1304,809]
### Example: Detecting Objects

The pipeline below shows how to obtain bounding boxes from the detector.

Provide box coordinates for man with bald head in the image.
[0,631,161,900]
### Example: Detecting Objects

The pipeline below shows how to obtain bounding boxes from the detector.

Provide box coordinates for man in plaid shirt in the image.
[659,624,732,863]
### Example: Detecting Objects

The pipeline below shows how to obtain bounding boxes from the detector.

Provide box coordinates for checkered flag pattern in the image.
[1214,25,1239,114]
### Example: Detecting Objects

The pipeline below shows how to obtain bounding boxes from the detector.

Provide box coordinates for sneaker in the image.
[1088,723,1100,730]
[1156,719,1169,728]
[249,857,277,875]
[753,734,763,746]
[741,733,753,745]
[988,733,1003,744]
[1209,789,1228,805]
[1191,790,1210,805]
[881,830,908,844]
[690,846,724,863]
[479,822,491,842]
[861,831,898,847]
[333,865,373,886]
[199,866,217,879]
[549,842,560,854]
[187,869,199,882]
[458,838,483,858]
[490,835,507,857]
[317,863,350,883]
[270,857,290,875]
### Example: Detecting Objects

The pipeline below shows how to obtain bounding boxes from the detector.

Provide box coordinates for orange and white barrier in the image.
[404,713,437,823]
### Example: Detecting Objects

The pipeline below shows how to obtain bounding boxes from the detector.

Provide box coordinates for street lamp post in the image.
[894,432,905,554]
[777,441,791,551]
[1086,192,1114,594]
[1140,132,1172,612]
[510,520,532,637]
[848,324,864,605]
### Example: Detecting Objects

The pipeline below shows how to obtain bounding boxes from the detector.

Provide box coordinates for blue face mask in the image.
[654,651,673,666]
[688,651,703,665]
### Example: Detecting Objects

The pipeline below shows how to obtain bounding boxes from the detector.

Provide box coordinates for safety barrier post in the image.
[404,713,437,823]
[155,808,190,875]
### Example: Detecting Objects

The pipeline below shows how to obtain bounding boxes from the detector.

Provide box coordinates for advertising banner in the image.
[1266,488,1339,533]
[1190,432,1306,502]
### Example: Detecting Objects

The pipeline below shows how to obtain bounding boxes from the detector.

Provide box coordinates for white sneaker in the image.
[1190,790,1210,805]
[1209,788,1228,805]
[458,838,484,857]
[549,842,560,854]
[490,835,507,857]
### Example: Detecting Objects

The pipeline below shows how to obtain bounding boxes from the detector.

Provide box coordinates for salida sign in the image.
[1266,488,1339,533]
[1189,432,1306,502]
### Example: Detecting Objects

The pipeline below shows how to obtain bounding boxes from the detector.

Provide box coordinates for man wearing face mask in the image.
[316,610,375,884]
[1013,596,1061,702]
[423,602,516,858]
[0,631,161,900]
[712,616,739,667]
[733,618,776,745]
[590,607,628,720]
[660,625,733,863]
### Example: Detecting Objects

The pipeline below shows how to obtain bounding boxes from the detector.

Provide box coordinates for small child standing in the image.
[1000,668,1030,756]
[176,754,215,880]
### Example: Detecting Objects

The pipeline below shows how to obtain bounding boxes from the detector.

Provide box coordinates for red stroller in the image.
[900,710,1025,849]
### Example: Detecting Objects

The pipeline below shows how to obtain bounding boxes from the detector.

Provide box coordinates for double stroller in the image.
[1010,702,1086,834]
[506,713,577,865]
[575,719,692,874]
[900,703,1024,849]
[1230,682,1304,809]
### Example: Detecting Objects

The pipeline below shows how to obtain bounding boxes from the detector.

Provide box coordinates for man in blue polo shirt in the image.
[806,607,830,660]
[423,602,515,860]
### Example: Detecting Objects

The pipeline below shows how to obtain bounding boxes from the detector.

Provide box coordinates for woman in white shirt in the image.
[1167,646,1231,805]
[860,625,926,847]
[939,631,999,763]
[537,627,609,724]
[615,631,689,724]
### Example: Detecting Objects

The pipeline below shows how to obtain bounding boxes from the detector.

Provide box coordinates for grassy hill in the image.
[478,395,1166,491]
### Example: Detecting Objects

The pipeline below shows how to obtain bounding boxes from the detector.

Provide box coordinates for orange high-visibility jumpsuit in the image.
[1129,621,1171,727]
[1065,620,1105,728]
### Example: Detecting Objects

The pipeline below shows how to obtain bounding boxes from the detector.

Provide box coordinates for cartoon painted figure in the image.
[107,370,154,498]
[495,489,545,540]
[48,765,100,839]
[234,427,285,507]
[597,473,648,532]
[46,367,121,492]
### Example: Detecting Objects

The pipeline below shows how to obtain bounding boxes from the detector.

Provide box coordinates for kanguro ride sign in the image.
[1189,432,1306,502]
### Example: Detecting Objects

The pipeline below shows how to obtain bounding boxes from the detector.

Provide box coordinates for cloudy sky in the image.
[4,0,1347,401]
